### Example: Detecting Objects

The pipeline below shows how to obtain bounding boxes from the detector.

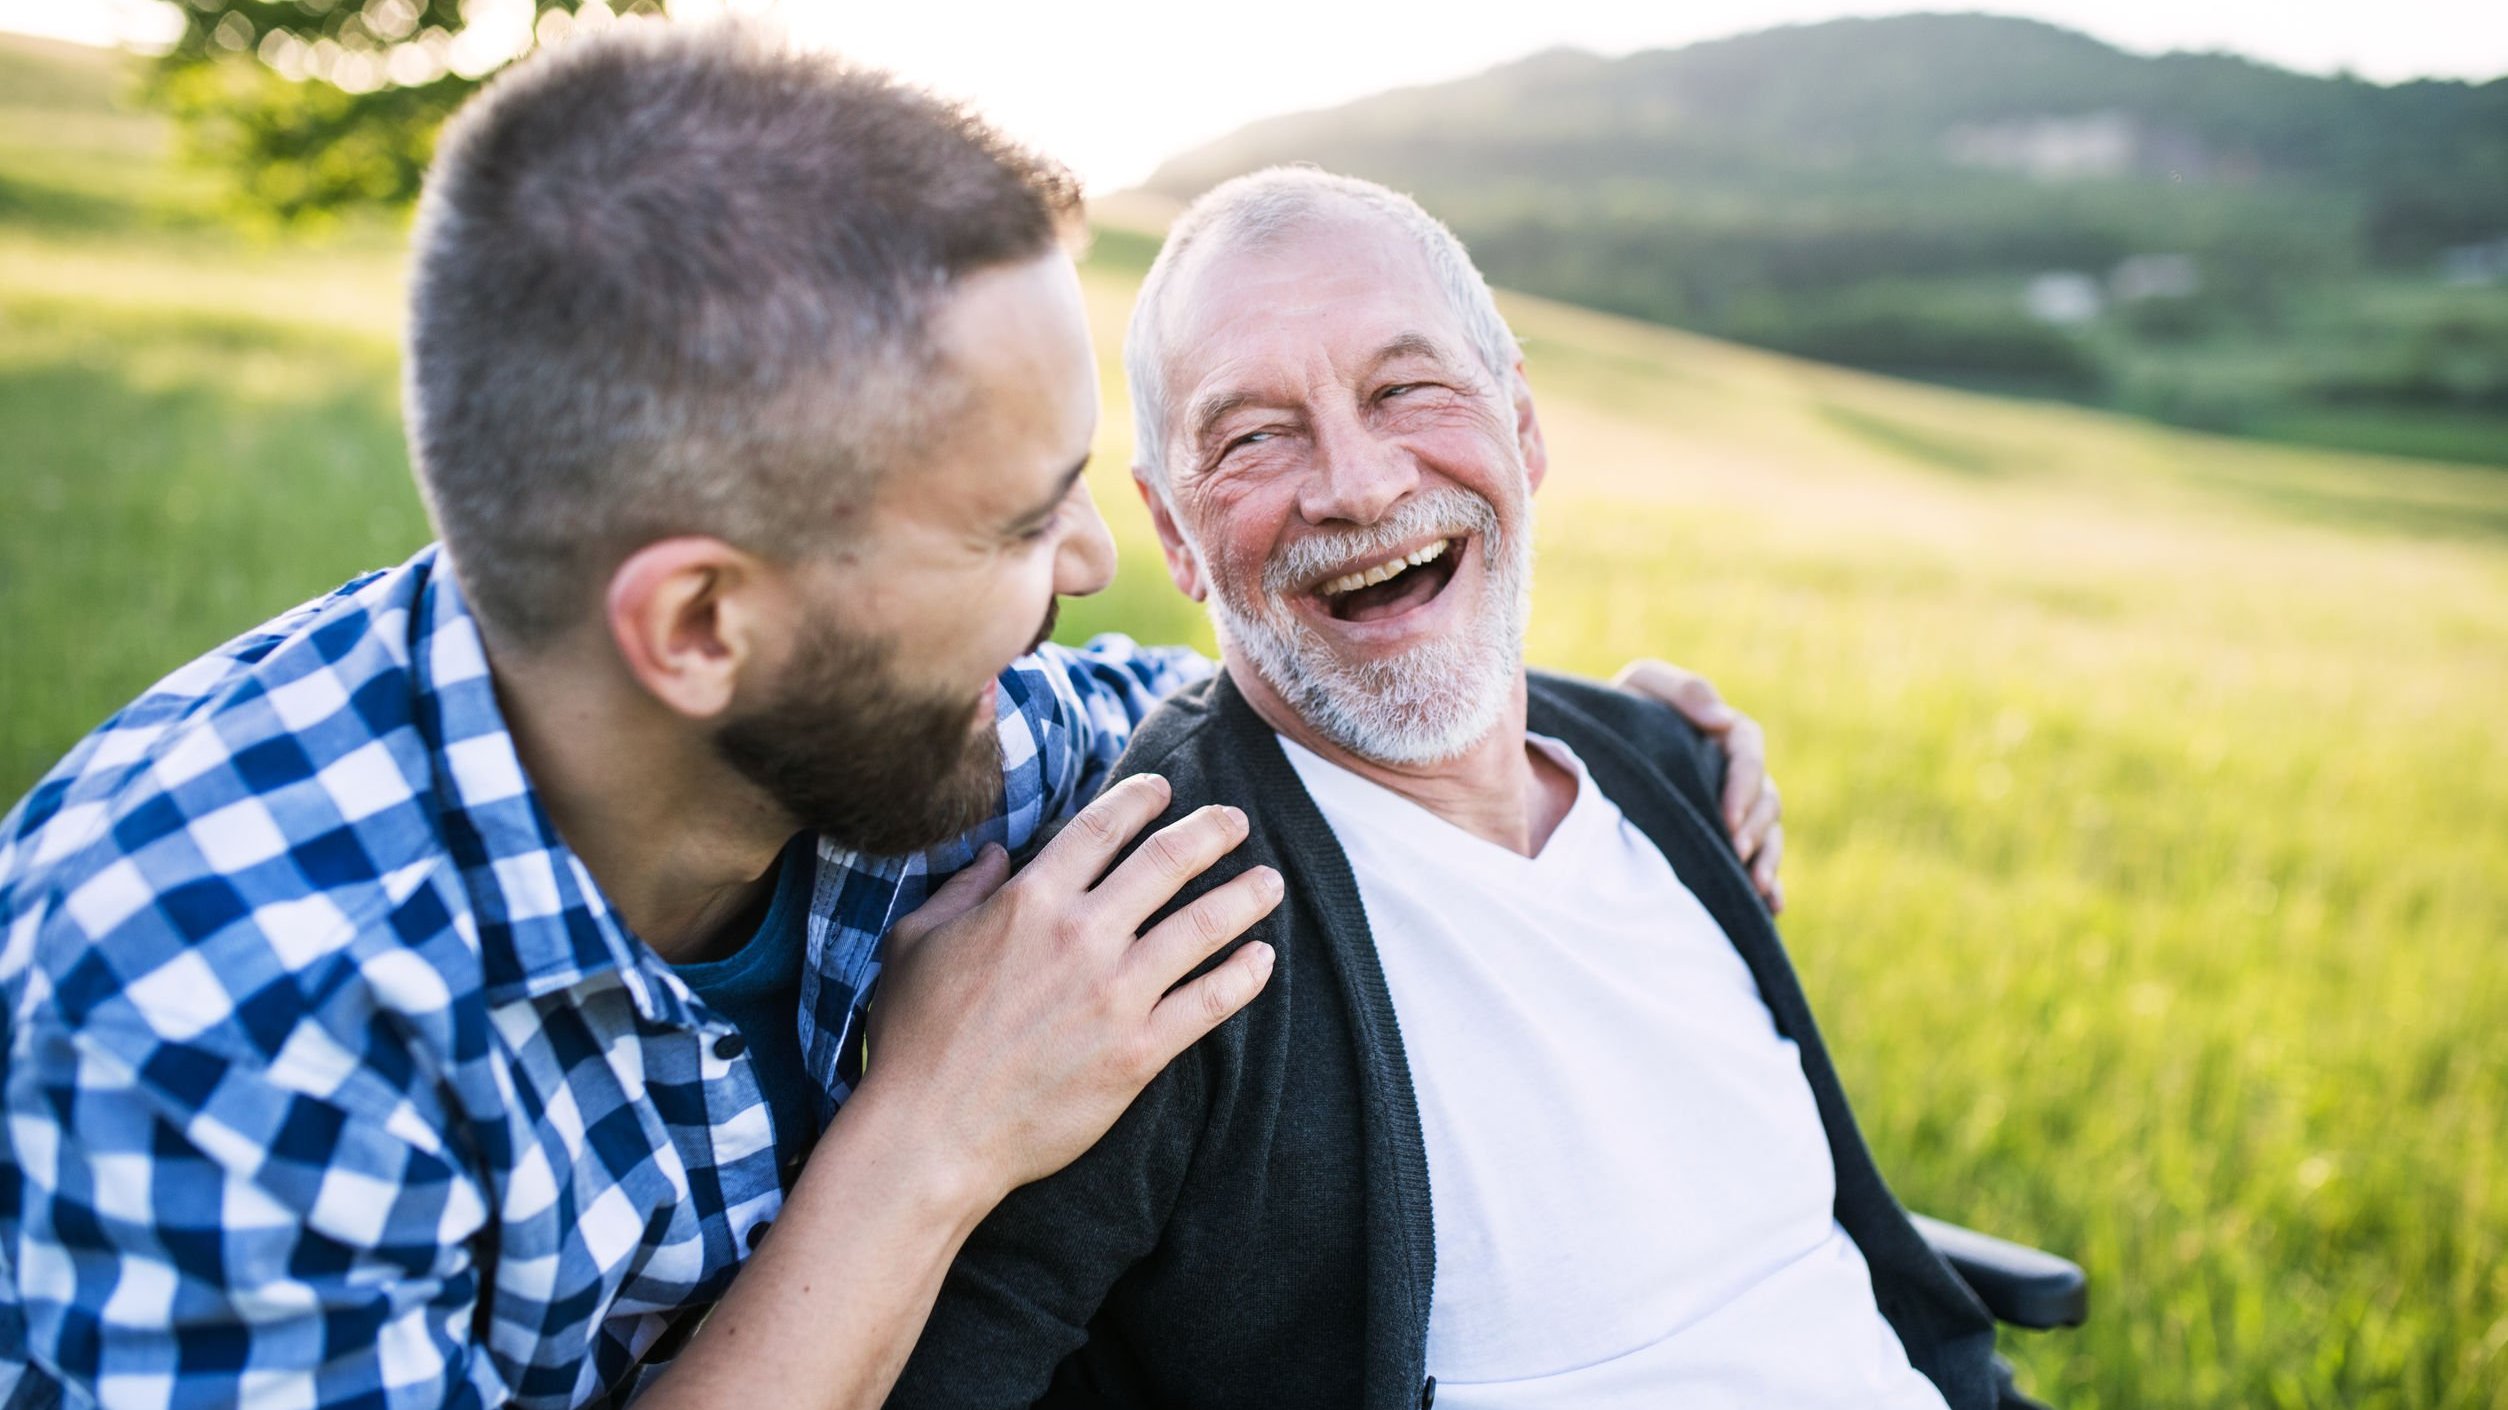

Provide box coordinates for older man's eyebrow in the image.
[1367,333,1453,373]
[1187,390,1264,452]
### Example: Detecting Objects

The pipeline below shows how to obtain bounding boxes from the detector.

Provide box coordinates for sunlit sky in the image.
[10,0,2506,191]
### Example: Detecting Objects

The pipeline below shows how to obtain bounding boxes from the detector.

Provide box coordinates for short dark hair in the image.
[405,20,1081,642]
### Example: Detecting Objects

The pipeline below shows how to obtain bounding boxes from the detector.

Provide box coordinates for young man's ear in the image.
[604,537,770,721]
[1136,469,1208,603]
[1511,358,1550,495]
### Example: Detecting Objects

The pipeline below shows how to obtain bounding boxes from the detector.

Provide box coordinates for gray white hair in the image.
[406,19,1079,643]
[1124,167,1519,495]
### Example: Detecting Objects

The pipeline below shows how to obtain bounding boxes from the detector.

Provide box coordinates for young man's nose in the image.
[1053,480,1119,599]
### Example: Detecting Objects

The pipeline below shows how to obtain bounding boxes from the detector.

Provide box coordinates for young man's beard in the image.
[713,614,1009,858]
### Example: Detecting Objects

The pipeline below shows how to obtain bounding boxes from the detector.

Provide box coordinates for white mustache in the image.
[1261,488,1501,596]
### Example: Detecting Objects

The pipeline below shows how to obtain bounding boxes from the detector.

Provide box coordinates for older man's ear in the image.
[1135,469,1209,603]
[1511,358,1549,494]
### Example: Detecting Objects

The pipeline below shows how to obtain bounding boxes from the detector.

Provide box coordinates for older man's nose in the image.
[1298,417,1418,526]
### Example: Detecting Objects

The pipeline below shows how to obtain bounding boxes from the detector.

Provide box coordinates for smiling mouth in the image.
[1311,537,1465,623]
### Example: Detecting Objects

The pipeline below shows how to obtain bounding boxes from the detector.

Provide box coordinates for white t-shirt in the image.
[1280,733,1949,1410]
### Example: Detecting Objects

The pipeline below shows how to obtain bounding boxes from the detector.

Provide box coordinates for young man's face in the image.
[714,250,1115,854]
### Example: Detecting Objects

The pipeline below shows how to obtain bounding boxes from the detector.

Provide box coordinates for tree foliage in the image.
[152,0,662,225]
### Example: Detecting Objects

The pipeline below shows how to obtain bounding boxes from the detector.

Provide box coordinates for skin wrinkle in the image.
[1129,173,1522,496]
[1131,184,1597,854]
[1212,486,1528,768]
[1186,391,1261,462]
[1185,333,1482,484]
[1161,239,1537,766]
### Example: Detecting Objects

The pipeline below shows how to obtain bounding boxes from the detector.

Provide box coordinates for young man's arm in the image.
[958,636,1208,873]
[6,993,513,1406]
[3,777,1270,1410]
[637,773,1275,1410]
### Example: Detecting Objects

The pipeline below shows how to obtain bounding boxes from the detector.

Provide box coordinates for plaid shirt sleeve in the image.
[8,969,503,1409]
[14,550,1097,1407]
[797,633,1214,1108]
[904,633,1215,879]
[0,562,515,1409]
[1017,634,1215,846]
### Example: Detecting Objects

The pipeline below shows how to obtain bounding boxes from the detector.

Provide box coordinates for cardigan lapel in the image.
[1209,673,1438,1410]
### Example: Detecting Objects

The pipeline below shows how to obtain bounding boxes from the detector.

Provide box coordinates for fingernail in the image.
[1254,866,1282,897]
[1222,805,1246,830]
[1249,941,1276,971]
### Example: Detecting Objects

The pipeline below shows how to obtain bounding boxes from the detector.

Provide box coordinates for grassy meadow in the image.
[4,33,2506,1409]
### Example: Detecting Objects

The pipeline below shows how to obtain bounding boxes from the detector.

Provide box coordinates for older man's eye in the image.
[1226,431,1272,453]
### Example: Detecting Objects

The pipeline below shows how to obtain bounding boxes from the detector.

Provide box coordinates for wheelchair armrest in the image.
[1908,1213,2088,1331]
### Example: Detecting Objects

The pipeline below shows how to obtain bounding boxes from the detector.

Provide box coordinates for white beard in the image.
[1203,485,1533,766]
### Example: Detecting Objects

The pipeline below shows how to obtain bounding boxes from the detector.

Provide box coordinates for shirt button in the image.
[712,1033,747,1061]
[1419,1376,1436,1408]
[745,1220,773,1250]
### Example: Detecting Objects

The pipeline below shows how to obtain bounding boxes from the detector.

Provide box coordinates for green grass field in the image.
[4,33,2505,1408]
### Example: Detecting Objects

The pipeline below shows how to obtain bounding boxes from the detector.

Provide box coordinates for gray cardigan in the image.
[888,670,2002,1410]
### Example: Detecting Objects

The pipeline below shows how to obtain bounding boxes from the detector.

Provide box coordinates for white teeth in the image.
[1317,539,1450,597]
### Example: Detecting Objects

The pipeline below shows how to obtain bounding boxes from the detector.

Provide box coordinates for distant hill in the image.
[1142,13,2508,466]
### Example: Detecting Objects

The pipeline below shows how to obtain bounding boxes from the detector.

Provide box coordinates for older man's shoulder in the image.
[1106,672,1233,787]
[1527,671,1726,817]
[1526,669,1699,740]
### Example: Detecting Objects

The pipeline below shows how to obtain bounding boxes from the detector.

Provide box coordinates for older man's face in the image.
[1144,216,1545,764]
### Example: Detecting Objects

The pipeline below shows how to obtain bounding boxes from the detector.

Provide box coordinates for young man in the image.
[0,24,1780,1410]
[888,170,2027,1410]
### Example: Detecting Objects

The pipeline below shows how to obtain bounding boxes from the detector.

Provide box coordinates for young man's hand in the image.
[860,772,1280,1200]
[1614,659,1786,914]
[641,772,1276,1410]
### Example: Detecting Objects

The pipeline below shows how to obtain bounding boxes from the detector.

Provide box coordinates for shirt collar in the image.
[405,547,692,1023]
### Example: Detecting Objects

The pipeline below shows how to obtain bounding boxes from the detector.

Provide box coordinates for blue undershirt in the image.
[672,835,819,1184]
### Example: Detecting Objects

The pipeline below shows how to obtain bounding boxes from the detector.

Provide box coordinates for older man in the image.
[885,169,2025,1410]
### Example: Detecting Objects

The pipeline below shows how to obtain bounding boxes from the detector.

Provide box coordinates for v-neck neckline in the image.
[1276,731,1597,871]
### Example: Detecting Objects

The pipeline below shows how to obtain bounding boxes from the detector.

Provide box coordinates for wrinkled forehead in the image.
[1159,212,1476,398]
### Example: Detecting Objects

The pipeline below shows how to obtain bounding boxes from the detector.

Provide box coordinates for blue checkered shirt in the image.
[0,546,1207,1409]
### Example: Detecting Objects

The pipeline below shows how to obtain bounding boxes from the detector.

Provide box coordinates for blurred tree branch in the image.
[151,0,663,226]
